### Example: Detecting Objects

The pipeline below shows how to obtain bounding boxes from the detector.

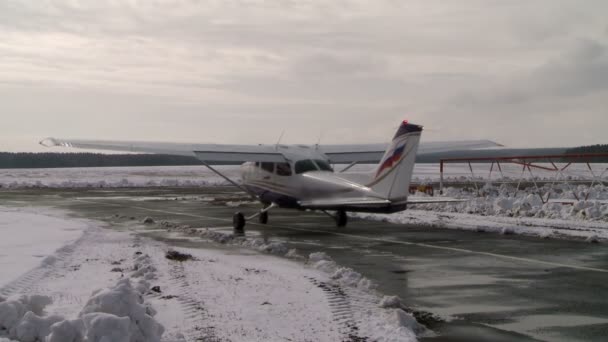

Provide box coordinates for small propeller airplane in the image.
[41,121,496,232]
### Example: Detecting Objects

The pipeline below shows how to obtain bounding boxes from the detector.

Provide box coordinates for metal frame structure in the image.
[439,153,608,203]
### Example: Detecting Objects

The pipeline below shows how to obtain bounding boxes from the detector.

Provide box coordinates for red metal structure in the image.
[439,153,608,202]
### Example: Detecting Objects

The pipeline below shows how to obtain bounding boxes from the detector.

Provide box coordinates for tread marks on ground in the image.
[308,277,370,342]
[0,229,91,297]
[165,250,226,342]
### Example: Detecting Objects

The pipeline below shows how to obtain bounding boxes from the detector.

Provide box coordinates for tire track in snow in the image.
[167,261,225,342]
[138,237,225,342]
[308,277,369,342]
[0,228,90,297]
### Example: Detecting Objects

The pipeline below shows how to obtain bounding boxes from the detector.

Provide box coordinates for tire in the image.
[233,212,246,234]
[336,210,348,227]
[259,211,269,224]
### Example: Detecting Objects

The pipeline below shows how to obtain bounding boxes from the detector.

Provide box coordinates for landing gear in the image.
[336,210,348,227]
[259,211,269,224]
[233,212,245,234]
[233,204,274,234]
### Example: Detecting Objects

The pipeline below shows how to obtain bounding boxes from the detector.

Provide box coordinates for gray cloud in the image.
[1,0,608,151]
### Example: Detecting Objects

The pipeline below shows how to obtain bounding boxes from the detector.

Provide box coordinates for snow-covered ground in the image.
[2,163,604,189]
[356,183,608,241]
[0,166,231,188]
[0,207,422,342]
[0,207,87,288]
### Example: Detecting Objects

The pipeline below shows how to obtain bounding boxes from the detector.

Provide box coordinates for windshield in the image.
[294,160,318,174]
[313,160,333,172]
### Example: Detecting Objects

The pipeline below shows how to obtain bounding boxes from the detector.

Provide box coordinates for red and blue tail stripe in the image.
[376,142,407,177]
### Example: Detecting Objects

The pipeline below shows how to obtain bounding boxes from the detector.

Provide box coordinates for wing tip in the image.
[39,137,59,147]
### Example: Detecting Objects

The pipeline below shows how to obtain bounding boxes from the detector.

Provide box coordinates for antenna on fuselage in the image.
[275,130,285,151]
[315,131,323,150]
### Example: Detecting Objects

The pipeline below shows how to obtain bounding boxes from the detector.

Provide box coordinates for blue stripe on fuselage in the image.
[244,184,301,209]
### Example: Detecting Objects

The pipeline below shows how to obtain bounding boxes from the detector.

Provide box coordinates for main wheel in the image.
[233,212,246,234]
[336,210,348,227]
[259,211,269,224]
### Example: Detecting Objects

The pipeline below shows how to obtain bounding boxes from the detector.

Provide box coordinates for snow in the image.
[0,166,232,189]
[352,182,608,240]
[14,311,63,342]
[3,163,603,189]
[306,252,422,341]
[160,223,425,341]
[0,207,87,288]
[46,319,85,342]
[379,296,403,309]
[79,279,164,342]
[0,266,164,342]
[82,313,131,342]
[355,204,608,241]
[0,295,60,341]
[0,207,422,342]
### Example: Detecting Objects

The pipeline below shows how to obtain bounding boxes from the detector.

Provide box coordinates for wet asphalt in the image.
[2,187,608,342]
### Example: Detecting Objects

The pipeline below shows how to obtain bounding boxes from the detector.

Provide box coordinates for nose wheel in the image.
[233,212,245,234]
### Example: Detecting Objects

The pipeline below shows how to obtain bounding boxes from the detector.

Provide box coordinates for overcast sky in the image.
[1,0,607,152]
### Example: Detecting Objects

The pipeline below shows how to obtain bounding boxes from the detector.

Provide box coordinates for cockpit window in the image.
[294,160,318,174]
[276,162,292,176]
[260,162,274,173]
[313,160,333,172]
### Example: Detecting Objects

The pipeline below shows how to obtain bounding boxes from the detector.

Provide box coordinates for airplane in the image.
[41,120,495,233]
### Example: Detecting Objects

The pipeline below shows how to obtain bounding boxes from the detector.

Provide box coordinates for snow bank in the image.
[163,223,294,257]
[1,250,163,342]
[418,184,608,222]
[353,184,608,241]
[79,279,163,342]
[307,252,422,342]
[46,319,85,342]
[308,252,375,290]
[0,295,53,337]
[15,312,63,342]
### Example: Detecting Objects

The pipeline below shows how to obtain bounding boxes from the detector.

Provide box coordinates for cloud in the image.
[0,0,608,151]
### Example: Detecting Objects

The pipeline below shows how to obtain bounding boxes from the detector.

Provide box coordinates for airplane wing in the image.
[40,137,503,165]
[319,140,503,164]
[40,138,287,164]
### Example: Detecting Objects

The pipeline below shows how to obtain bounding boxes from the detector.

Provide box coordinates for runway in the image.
[3,187,608,342]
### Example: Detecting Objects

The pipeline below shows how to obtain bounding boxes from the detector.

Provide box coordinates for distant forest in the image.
[0,152,203,169]
[1,145,608,169]
[565,144,608,155]
[564,145,608,162]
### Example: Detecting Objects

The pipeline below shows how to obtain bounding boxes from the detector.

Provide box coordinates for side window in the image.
[295,160,318,174]
[260,162,274,173]
[313,160,333,171]
[276,163,292,176]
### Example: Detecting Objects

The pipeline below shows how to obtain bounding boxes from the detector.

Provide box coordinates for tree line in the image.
[0,152,203,169]
[564,145,608,162]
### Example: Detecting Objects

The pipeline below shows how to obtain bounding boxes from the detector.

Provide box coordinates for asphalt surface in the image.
[2,187,608,342]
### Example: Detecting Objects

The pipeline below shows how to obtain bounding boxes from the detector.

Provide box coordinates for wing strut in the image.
[199,161,258,201]
[339,161,358,173]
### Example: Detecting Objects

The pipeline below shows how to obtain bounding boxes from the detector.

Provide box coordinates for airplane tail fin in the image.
[368,121,422,202]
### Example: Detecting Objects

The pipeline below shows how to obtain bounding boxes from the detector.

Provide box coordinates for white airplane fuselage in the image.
[240,158,405,213]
